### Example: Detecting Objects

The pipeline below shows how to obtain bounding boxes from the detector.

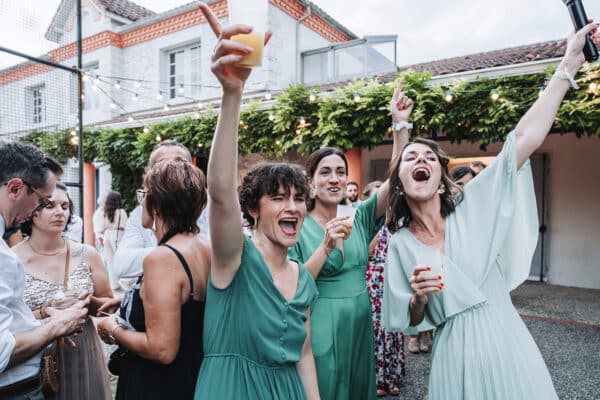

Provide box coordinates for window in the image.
[83,64,100,111]
[167,44,201,99]
[27,85,45,124]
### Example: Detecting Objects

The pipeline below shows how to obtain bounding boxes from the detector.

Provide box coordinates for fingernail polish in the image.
[426,266,431,271]
[437,275,442,280]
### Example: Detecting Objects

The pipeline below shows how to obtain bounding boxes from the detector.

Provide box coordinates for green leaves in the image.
[28,64,600,209]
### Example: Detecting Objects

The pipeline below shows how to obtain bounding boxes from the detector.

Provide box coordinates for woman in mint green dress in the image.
[288,81,412,399]
[195,4,320,399]
[383,24,599,400]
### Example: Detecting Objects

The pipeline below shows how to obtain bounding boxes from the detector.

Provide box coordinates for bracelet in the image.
[392,121,413,131]
[110,324,123,343]
[553,69,580,90]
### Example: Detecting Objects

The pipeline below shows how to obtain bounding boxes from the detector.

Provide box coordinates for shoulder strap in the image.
[161,243,194,294]
[63,240,71,290]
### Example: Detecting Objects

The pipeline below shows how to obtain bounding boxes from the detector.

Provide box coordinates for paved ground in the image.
[384,282,600,399]
[102,282,600,399]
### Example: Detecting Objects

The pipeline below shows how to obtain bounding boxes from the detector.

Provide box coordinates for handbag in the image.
[41,343,59,396]
[40,241,71,396]
[108,345,130,376]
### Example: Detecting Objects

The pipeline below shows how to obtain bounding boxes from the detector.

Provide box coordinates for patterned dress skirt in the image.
[366,227,405,391]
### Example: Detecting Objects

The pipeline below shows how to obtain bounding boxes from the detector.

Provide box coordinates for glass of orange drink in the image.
[227,0,268,67]
[337,205,357,229]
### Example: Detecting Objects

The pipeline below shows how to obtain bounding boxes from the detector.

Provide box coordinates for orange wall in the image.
[345,147,362,191]
[83,163,95,245]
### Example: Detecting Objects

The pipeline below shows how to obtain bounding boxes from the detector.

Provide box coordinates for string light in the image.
[239,120,244,126]
[197,142,204,148]
[82,74,89,82]
[178,84,185,94]
[110,102,117,109]
[134,81,141,89]
[114,80,121,89]
[491,88,500,101]
[299,116,306,125]
[197,102,204,110]
[70,129,76,136]
[538,85,545,97]
[143,127,149,134]
[353,91,361,102]
[309,91,317,102]
[157,91,164,101]
[69,136,79,146]
[193,112,201,119]
[444,90,453,102]
[132,94,139,102]
[163,104,170,111]
[128,116,134,122]
[589,82,598,92]
[276,140,281,145]
[264,89,272,100]
[155,134,161,142]
[268,112,275,121]
[93,76,100,85]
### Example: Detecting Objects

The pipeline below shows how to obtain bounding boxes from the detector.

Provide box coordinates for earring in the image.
[309,187,316,199]
[438,183,446,195]
[152,218,156,232]
[253,216,259,230]
[395,185,404,196]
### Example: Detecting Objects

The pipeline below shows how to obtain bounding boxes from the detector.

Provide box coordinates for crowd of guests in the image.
[0,5,597,399]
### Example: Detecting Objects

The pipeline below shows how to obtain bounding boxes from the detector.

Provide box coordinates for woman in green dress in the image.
[383,23,599,400]
[288,81,413,399]
[194,4,319,399]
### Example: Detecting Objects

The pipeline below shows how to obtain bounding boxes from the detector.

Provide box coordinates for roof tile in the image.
[97,0,156,21]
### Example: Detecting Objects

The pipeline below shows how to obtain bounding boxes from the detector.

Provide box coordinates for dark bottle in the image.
[562,0,598,62]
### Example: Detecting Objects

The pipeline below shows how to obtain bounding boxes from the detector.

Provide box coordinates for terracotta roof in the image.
[398,39,566,76]
[97,0,156,21]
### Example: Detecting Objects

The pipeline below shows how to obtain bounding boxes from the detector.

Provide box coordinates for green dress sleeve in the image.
[354,192,385,243]
[446,130,539,290]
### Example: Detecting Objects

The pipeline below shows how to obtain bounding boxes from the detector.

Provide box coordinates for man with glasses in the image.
[0,141,88,400]
[113,140,210,283]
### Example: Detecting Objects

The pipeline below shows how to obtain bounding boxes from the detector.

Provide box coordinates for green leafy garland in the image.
[25,65,600,209]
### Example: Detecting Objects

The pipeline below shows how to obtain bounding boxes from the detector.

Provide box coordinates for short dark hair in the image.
[104,191,122,223]
[387,138,462,234]
[305,147,348,211]
[20,182,73,236]
[239,163,308,228]
[144,160,206,235]
[450,166,476,182]
[347,181,359,189]
[149,140,192,167]
[0,141,62,189]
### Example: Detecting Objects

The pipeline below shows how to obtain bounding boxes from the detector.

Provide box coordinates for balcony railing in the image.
[301,35,398,85]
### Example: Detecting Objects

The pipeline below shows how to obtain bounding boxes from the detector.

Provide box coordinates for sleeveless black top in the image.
[116,241,205,400]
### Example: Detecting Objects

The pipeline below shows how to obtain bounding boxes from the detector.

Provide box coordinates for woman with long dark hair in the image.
[288,81,412,399]
[101,191,127,289]
[14,182,113,400]
[383,23,599,400]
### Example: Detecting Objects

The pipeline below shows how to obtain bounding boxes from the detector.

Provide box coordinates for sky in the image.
[1,0,599,68]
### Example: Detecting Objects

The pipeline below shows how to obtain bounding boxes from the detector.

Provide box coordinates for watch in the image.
[392,121,413,131]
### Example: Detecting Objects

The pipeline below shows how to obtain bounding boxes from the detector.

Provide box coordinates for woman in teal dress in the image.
[195,4,319,399]
[383,24,600,400]
[288,81,413,399]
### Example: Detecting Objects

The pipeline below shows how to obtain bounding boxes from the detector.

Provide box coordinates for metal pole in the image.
[77,0,84,219]
[0,46,78,73]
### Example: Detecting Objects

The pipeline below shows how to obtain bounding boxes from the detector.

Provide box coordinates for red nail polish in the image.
[426,266,431,271]
[437,275,442,280]
[441,282,444,287]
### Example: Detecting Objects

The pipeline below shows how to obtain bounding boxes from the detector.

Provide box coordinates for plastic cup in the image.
[228,0,268,67]
[50,291,78,310]
[337,205,357,228]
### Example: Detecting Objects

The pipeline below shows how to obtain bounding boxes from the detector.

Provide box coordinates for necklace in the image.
[27,237,66,256]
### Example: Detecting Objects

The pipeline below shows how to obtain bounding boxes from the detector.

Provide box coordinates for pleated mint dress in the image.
[195,237,318,399]
[383,131,558,400]
[289,194,383,400]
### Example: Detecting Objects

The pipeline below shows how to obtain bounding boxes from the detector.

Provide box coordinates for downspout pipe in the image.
[295,4,311,83]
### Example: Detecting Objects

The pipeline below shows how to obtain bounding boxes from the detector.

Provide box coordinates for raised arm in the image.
[375,79,413,218]
[199,3,270,287]
[515,22,599,169]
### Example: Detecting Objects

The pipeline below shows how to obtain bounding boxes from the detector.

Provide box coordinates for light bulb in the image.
[114,80,121,89]
[157,92,164,101]
[135,81,141,89]
[265,90,272,100]
[268,113,275,121]
[110,102,116,109]
[128,116,134,122]
[178,85,184,94]
[143,127,149,134]
[589,82,598,92]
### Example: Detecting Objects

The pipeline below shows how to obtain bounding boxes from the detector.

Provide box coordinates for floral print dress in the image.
[366,226,405,391]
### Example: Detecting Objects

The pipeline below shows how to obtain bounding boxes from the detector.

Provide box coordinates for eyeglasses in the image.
[22,180,53,211]
[136,189,147,204]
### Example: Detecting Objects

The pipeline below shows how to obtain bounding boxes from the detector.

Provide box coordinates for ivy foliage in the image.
[29,65,599,208]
